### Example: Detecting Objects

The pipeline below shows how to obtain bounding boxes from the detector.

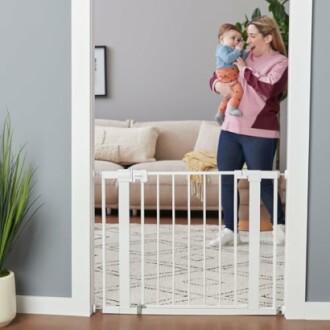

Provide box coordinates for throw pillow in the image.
[95,143,120,163]
[95,126,105,145]
[194,121,221,154]
[103,126,160,165]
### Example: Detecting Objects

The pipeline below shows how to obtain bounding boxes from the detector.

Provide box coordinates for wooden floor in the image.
[7,313,330,330]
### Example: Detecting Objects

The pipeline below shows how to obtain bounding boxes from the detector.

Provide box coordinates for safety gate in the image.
[99,170,285,315]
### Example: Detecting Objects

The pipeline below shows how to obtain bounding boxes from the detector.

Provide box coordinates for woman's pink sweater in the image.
[212,51,288,139]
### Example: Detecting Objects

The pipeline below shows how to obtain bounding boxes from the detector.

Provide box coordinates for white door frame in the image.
[16,0,330,319]
[285,0,330,320]
[284,0,312,319]
[16,0,93,316]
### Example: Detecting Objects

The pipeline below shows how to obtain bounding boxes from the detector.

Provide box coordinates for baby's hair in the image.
[218,23,241,39]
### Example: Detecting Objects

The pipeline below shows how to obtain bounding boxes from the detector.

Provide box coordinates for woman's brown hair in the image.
[248,15,287,56]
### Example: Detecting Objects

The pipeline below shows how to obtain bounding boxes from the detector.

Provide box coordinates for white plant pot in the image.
[0,271,16,328]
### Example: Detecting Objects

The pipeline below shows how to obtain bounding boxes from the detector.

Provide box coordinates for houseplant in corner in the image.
[0,116,40,327]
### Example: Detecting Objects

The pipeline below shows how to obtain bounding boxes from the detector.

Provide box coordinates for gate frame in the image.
[101,169,282,315]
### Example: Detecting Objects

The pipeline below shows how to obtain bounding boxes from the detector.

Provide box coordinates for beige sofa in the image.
[94,119,286,229]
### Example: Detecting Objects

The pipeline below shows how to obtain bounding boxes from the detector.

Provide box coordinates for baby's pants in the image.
[216,67,243,114]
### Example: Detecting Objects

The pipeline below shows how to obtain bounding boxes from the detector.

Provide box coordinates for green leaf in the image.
[235,22,243,32]
[252,8,262,19]
[0,114,41,274]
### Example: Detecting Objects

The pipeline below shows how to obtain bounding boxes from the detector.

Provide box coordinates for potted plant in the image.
[0,116,40,328]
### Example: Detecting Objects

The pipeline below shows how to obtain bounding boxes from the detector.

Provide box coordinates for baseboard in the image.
[304,302,330,320]
[16,295,92,316]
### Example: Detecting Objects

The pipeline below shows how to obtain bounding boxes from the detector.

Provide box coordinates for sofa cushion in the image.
[102,126,160,165]
[132,121,202,160]
[194,121,221,154]
[130,160,188,185]
[94,123,130,163]
[94,160,124,180]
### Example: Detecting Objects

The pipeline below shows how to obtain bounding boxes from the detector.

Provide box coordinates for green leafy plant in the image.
[235,0,289,53]
[0,116,40,277]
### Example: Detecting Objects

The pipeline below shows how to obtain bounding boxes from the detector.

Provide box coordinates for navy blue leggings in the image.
[217,130,285,231]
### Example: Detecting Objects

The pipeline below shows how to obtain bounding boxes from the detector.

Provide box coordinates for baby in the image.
[214,23,246,125]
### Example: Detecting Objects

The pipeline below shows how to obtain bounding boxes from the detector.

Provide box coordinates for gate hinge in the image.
[136,304,146,314]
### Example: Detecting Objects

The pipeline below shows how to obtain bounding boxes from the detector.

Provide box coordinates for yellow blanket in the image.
[183,151,217,200]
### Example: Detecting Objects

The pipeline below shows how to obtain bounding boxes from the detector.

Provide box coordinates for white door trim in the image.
[284,0,313,320]
[16,0,330,320]
[17,0,93,316]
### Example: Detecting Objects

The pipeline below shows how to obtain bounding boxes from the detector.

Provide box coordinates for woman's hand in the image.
[214,81,231,97]
[234,57,246,71]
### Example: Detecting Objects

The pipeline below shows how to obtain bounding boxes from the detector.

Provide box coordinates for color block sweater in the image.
[210,51,288,139]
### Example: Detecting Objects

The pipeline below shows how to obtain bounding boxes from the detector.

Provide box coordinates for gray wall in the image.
[0,1,71,297]
[306,0,330,301]
[94,0,288,171]
[94,0,269,121]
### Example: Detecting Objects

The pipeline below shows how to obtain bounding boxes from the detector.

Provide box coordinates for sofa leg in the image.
[106,207,111,215]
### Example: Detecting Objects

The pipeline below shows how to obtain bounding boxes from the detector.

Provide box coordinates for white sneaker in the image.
[209,228,240,247]
[274,224,285,245]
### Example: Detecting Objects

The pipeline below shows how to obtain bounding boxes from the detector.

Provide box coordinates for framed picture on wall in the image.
[94,46,107,97]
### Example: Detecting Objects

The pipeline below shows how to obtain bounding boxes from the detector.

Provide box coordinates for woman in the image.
[209,16,288,247]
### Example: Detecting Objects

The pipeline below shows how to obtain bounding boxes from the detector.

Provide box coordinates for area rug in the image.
[94,224,284,309]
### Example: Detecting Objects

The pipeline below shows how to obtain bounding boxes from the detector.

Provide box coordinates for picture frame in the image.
[94,46,107,97]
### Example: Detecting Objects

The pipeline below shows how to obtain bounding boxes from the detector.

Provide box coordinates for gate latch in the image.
[133,170,148,183]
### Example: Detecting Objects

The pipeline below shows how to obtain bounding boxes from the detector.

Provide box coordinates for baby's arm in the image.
[217,45,242,64]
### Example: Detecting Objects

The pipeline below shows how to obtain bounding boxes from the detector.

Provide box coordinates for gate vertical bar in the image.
[233,172,239,305]
[171,174,176,305]
[187,174,191,304]
[272,172,279,308]
[246,170,262,310]
[140,182,145,305]
[117,170,132,309]
[218,173,222,305]
[101,175,107,310]
[203,174,207,305]
[156,174,160,305]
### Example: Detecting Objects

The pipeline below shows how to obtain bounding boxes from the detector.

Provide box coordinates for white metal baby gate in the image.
[100,169,285,315]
